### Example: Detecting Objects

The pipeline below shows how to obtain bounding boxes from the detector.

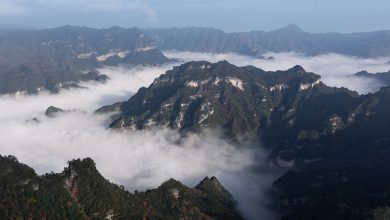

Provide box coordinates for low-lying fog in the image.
[1,51,390,220]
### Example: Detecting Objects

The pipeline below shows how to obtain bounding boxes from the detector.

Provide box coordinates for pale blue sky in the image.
[0,0,388,33]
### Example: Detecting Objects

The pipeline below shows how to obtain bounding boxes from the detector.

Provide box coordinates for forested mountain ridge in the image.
[0,154,243,220]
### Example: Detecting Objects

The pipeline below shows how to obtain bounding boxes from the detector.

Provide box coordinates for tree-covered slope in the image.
[0,155,243,220]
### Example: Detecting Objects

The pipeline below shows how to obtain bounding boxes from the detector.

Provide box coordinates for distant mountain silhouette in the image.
[145,25,390,58]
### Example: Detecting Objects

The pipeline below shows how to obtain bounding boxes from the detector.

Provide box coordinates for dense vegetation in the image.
[0,155,243,219]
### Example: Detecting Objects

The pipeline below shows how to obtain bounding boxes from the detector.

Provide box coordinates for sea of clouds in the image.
[0,61,276,219]
[1,51,390,219]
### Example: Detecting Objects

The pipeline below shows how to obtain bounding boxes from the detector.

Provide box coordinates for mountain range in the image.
[144,24,390,58]
[99,61,390,219]
[0,26,170,94]
[2,24,390,95]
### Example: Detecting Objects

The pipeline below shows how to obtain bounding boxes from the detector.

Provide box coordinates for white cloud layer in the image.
[164,51,390,94]
[1,51,389,219]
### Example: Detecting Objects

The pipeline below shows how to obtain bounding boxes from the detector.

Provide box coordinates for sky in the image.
[0,0,389,33]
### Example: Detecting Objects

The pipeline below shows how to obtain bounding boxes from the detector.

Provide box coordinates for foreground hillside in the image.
[0,155,243,220]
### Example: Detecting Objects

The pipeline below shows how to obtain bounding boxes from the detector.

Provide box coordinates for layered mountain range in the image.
[2,24,390,95]
[0,26,170,94]
[0,154,242,219]
[99,61,390,219]
[144,24,390,58]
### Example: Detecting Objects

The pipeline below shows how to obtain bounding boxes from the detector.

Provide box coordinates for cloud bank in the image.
[0,62,276,220]
[164,51,390,94]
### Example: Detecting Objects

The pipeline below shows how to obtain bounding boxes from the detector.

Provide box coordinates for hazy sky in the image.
[0,0,389,33]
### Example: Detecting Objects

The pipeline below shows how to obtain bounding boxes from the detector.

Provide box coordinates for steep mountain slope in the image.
[144,25,390,58]
[0,155,243,220]
[0,26,170,94]
[273,86,390,220]
[99,61,390,219]
[98,60,357,140]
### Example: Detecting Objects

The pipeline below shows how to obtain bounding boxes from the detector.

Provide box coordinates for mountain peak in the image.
[285,23,301,29]
[196,176,224,191]
[159,178,185,188]
[288,65,306,73]
[66,158,97,173]
[275,24,305,33]
[354,70,371,77]
[279,23,304,32]
[198,176,222,188]
[196,176,235,203]
[45,106,64,117]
